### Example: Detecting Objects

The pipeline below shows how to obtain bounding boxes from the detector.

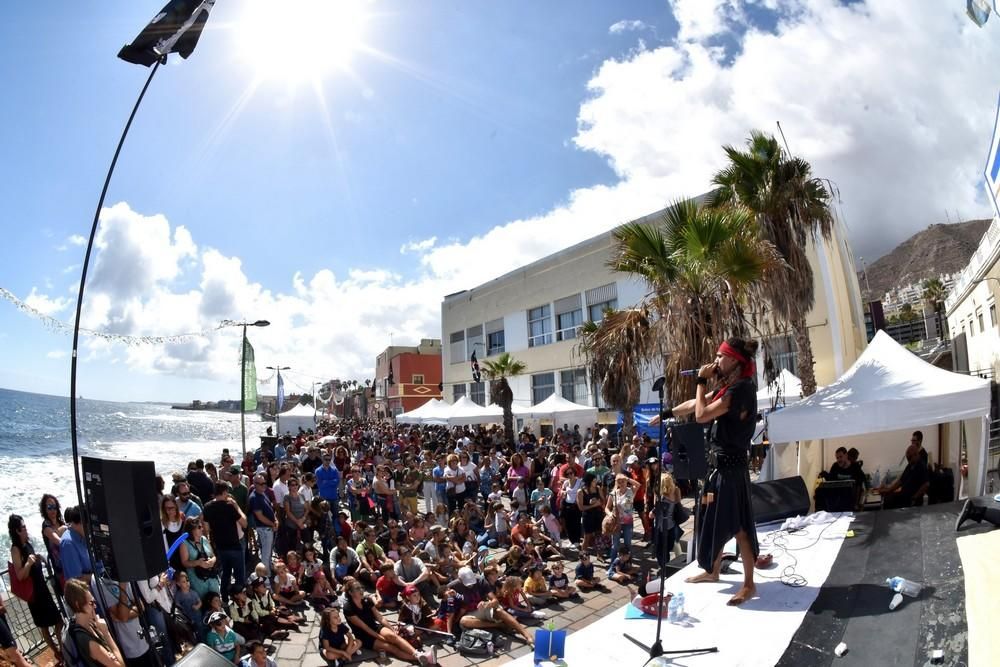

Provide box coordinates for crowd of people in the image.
[3,419,686,667]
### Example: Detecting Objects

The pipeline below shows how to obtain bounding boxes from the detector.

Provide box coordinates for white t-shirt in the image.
[460,462,478,484]
[443,466,466,494]
[272,480,289,505]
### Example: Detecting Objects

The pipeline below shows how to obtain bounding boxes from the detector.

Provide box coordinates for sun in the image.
[234,0,369,85]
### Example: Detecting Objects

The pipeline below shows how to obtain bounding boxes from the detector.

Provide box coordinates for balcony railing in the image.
[945,216,1000,312]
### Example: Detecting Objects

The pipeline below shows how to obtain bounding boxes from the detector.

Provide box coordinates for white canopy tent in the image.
[443,396,507,426]
[757,368,803,412]
[396,398,448,425]
[276,402,319,434]
[766,331,991,497]
[521,393,599,426]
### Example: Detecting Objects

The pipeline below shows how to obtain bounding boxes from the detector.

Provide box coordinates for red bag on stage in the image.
[632,592,671,618]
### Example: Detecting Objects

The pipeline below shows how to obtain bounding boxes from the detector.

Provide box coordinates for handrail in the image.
[0,562,64,658]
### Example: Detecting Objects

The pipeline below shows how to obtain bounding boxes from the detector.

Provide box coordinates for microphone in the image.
[679,369,699,377]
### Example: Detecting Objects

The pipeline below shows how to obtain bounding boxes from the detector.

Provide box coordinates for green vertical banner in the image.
[243,336,258,412]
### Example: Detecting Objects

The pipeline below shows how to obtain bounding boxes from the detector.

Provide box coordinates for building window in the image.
[560,369,588,404]
[449,330,465,364]
[977,310,985,333]
[969,319,975,337]
[412,374,425,385]
[586,283,619,323]
[466,324,483,359]
[531,372,556,404]
[991,303,997,328]
[554,294,583,341]
[528,305,552,347]
[486,318,505,355]
[453,384,467,401]
[470,382,486,406]
[766,334,797,376]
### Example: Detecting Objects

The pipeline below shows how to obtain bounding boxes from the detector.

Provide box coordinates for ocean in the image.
[0,387,265,556]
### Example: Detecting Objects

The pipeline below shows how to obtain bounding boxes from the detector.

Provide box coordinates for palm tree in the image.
[922,277,947,338]
[710,131,834,396]
[481,352,527,447]
[610,198,780,404]
[577,308,654,438]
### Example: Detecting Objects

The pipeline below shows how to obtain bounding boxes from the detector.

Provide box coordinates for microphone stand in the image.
[622,377,717,663]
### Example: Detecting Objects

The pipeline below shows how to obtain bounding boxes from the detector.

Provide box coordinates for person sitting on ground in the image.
[394,546,436,605]
[497,576,541,620]
[240,641,277,667]
[319,606,362,667]
[877,444,930,509]
[272,561,307,607]
[434,588,464,638]
[342,580,434,665]
[173,571,207,640]
[311,571,337,611]
[511,514,562,561]
[455,566,534,647]
[574,552,600,591]
[546,561,576,599]
[229,585,273,643]
[249,575,303,635]
[607,546,638,585]
[374,562,402,610]
[397,584,436,634]
[523,566,554,605]
[206,611,241,664]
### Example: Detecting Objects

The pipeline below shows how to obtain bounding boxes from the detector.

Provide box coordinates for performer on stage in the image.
[650,337,760,605]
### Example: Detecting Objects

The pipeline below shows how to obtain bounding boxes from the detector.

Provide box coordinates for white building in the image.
[440,204,867,426]
[945,217,1000,376]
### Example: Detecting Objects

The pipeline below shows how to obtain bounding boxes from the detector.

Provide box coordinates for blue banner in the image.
[277,370,285,412]
[618,403,667,446]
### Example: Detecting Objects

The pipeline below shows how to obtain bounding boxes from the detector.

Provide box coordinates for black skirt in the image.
[695,451,759,572]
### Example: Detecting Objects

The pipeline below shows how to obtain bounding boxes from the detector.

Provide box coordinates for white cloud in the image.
[25,287,70,316]
[609,20,649,35]
[399,237,437,254]
[68,234,86,246]
[46,350,67,359]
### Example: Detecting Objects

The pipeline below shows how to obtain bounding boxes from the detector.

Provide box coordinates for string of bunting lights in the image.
[1,287,245,345]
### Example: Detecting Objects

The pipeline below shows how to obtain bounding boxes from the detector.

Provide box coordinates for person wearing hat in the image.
[205,611,240,663]
[397,584,435,629]
[225,465,249,515]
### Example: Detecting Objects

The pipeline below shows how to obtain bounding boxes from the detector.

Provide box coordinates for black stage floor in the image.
[777,500,995,667]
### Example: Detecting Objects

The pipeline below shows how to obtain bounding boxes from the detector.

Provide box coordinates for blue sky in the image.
[1,1,997,402]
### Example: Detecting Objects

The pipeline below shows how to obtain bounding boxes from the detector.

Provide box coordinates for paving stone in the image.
[437,651,473,667]
[559,605,593,622]
[299,653,329,667]
[277,641,306,661]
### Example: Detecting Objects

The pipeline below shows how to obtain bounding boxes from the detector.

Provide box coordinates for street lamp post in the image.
[240,320,270,457]
[266,365,291,435]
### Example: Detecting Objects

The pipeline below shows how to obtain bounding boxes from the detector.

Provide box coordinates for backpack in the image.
[457,628,495,657]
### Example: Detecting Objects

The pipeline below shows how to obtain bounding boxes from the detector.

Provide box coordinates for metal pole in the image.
[241,322,247,458]
[69,58,163,578]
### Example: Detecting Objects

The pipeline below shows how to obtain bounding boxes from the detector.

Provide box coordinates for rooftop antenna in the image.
[776,120,792,153]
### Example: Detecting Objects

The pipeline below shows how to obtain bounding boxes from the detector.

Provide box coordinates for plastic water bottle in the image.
[886,576,922,597]
[667,594,681,623]
[872,468,881,488]
[676,592,686,620]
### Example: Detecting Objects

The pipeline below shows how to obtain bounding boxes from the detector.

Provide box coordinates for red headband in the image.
[718,341,755,379]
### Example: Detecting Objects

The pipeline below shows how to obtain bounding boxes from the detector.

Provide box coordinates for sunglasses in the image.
[46,504,58,511]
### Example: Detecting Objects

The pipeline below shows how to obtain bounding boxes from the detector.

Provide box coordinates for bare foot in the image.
[685,571,719,584]
[727,583,756,605]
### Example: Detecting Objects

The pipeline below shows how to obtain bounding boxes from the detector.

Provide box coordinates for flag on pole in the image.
[277,370,286,413]
[471,350,482,383]
[242,337,258,412]
[388,362,395,386]
[969,0,991,27]
[119,0,217,66]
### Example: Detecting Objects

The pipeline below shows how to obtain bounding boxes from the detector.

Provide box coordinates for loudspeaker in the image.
[82,457,166,581]
[669,422,708,481]
[750,476,810,525]
[814,480,855,512]
[175,644,240,667]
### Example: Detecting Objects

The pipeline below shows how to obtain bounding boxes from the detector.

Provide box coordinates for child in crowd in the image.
[253,563,272,591]
[206,611,241,663]
[319,607,362,667]
[202,591,227,627]
[607,546,638,585]
[301,546,324,593]
[229,585,274,643]
[523,566,553,605]
[334,552,351,583]
[435,588,464,637]
[498,576,544,620]
[574,552,600,591]
[249,575,303,635]
[173,571,207,640]
[310,571,337,610]
[492,502,511,547]
[397,584,435,629]
[547,561,577,599]
[273,561,307,606]
[374,562,401,610]
[434,503,449,529]
[285,551,304,585]
[537,505,561,543]
[487,482,503,506]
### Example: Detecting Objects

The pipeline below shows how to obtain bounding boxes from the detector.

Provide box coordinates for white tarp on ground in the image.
[396,398,448,425]
[276,402,318,434]
[521,393,598,426]
[508,515,853,667]
[767,330,991,497]
[757,368,803,412]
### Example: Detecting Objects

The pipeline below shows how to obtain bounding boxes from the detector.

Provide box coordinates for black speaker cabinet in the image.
[750,476,810,525]
[669,421,708,481]
[82,457,166,581]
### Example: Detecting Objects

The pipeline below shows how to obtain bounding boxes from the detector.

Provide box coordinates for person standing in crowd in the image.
[8,515,63,659]
[315,451,341,510]
[180,517,221,599]
[137,573,177,666]
[176,482,203,519]
[280,476,309,554]
[560,467,583,545]
[62,578,126,667]
[606,473,640,556]
[203,481,247,602]
[39,494,66,595]
[59,505,93,584]
[187,460,215,504]
[248,474,277,576]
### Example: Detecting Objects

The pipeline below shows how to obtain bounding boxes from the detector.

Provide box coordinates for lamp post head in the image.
[252,320,270,327]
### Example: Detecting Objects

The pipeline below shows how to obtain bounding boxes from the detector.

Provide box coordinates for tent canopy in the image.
[767,330,990,495]
[521,393,598,426]
[277,401,318,434]
[757,368,803,412]
[443,396,506,426]
[396,398,448,425]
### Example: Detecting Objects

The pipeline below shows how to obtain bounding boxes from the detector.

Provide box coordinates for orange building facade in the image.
[372,339,442,418]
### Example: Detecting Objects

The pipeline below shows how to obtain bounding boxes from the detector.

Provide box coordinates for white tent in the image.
[767,330,991,497]
[522,393,599,426]
[757,368,803,412]
[443,396,506,426]
[396,398,448,425]
[276,402,318,434]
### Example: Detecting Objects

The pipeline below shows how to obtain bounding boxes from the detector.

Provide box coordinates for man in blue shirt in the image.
[59,506,92,583]
[315,453,341,507]
[248,475,277,576]
[176,482,203,518]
